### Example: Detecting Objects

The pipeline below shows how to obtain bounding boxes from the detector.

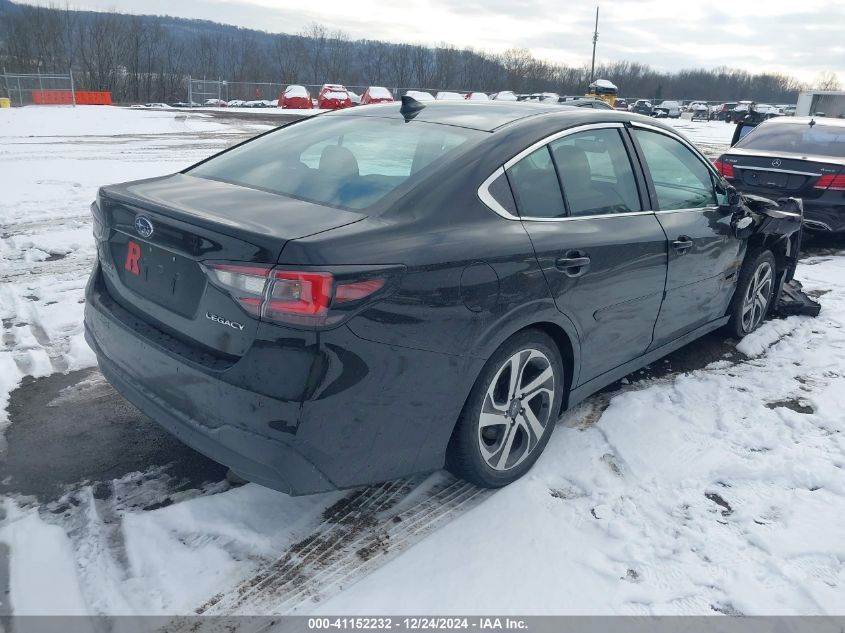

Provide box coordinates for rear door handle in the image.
[555,252,591,277]
[672,236,694,254]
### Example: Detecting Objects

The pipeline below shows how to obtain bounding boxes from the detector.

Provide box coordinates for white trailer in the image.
[796,90,845,118]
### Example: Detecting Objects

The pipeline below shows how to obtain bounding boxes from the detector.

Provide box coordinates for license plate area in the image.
[109,234,205,318]
[741,170,788,189]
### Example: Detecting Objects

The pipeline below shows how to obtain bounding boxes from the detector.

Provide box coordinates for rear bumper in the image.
[800,200,845,232]
[84,264,479,495]
[85,268,331,494]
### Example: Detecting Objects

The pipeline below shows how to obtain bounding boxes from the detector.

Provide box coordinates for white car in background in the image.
[465,92,489,101]
[755,103,783,116]
[490,91,518,101]
[405,90,434,102]
[435,91,465,101]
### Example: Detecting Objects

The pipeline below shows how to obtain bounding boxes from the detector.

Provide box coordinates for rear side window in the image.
[633,129,717,210]
[550,128,642,216]
[507,146,566,218]
[188,117,481,211]
[735,123,845,158]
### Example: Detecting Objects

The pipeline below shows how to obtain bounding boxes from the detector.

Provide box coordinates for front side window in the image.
[550,128,642,217]
[633,129,717,210]
[507,146,566,218]
[189,117,481,211]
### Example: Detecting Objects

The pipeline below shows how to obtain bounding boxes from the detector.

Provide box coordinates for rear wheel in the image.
[447,330,564,488]
[728,249,776,338]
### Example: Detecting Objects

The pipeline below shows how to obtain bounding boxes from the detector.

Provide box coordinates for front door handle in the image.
[672,236,694,254]
[555,251,591,277]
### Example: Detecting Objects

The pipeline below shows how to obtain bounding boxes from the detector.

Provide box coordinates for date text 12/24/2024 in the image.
[307,617,529,630]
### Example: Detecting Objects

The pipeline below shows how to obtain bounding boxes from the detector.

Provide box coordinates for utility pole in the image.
[589,6,599,85]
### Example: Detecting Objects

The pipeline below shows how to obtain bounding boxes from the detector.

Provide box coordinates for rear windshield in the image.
[188,116,482,210]
[736,122,845,158]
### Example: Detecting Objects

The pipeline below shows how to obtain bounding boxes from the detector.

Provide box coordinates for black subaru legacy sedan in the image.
[85,100,797,495]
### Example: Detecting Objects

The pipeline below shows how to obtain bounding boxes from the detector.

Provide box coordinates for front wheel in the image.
[447,330,564,488]
[727,249,777,338]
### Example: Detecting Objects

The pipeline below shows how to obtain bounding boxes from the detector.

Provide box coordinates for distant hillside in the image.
[0,0,804,104]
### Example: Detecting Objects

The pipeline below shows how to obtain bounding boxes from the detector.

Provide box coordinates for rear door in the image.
[507,123,668,384]
[630,124,743,347]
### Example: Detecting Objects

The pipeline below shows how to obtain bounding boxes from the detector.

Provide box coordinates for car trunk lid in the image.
[721,149,844,195]
[97,173,365,356]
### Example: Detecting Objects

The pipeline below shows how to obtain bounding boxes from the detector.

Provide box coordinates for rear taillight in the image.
[713,159,736,179]
[206,264,270,316]
[265,271,333,318]
[814,174,845,191]
[335,278,385,303]
[205,263,389,328]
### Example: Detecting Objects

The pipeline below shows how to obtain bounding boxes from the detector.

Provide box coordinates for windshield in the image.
[736,122,845,158]
[188,116,483,210]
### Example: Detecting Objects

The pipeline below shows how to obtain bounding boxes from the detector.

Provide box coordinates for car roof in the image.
[760,116,845,129]
[321,100,610,132]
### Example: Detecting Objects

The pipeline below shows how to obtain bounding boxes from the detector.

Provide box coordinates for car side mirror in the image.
[716,184,741,214]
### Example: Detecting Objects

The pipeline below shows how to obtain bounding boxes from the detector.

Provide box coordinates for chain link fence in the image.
[1,71,76,106]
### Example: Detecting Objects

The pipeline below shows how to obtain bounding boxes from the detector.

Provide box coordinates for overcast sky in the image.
[17,0,845,83]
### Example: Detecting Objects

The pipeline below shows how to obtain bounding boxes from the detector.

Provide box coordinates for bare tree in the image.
[814,71,841,91]
[0,5,811,104]
[273,35,306,84]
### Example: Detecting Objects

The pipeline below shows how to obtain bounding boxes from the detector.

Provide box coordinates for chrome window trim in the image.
[477,167,516,220]
[503,122,625,171]
[734,165,822,177]
[655,206,719,215]
[477,122,645,223]
[520,210,655,223]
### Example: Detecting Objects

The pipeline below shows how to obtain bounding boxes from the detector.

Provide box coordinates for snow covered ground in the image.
[0,106,843,619]
[0,106,270,439]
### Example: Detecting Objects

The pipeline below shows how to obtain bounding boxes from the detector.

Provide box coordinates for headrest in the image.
[552,145,591,186]
[319,145,359,179]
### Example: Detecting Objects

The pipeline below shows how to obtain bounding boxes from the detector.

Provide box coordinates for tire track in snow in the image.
[185,474,490,619]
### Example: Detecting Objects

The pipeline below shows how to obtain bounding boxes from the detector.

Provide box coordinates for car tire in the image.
[447,330,565,488]
[727,249,777,338]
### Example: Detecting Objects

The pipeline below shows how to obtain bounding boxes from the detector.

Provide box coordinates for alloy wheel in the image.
[477,348,555,472]
[741,261,773,333]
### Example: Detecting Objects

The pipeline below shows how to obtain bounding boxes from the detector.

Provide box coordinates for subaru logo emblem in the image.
[134,215,154,238]
[771,159,782,167]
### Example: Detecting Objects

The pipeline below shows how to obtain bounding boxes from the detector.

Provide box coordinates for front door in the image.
[507,124,668,384]
[630,126,744,347]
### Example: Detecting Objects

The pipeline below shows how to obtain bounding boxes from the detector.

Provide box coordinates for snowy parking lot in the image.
[0,106,844,618]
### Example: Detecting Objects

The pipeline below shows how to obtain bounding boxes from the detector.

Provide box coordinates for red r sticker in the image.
[125,240,141,275]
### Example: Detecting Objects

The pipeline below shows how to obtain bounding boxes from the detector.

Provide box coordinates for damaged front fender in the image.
[734,194,802,277]
[731,194,820,317]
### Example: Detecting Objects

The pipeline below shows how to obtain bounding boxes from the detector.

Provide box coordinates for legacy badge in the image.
[206,312,245,331]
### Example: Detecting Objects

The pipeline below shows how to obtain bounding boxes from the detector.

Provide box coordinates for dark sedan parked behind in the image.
[85,101,791,495]
[630,99,653,115]
[715,117,845,232]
